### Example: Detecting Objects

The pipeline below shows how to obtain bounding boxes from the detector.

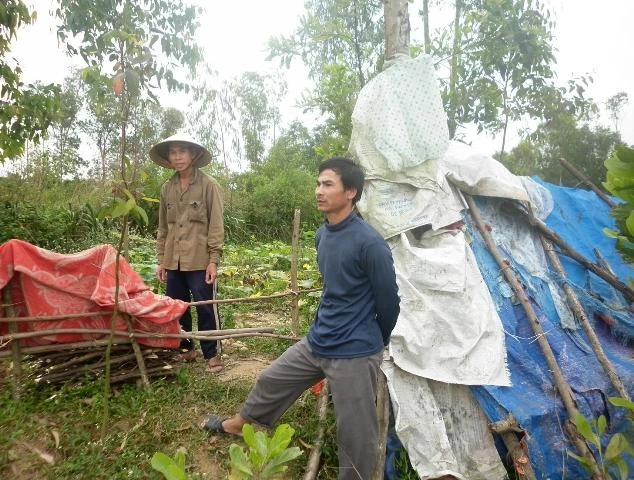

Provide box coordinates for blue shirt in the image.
[307,212,400,358]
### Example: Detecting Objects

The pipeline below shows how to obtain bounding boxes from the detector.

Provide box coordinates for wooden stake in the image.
[371,371,390,480]
[290,209,301,335]
[3,287,22,400]
[123,313,150,389]
[490,415,537,480]
[465,193,604,479]
[540,236,630,400]
[558,158,617,208]
[303,381,330,480]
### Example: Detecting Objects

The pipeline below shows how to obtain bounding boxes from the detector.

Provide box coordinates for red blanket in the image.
[0,239,187,349]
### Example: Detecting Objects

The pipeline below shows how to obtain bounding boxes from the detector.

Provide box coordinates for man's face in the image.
[315,168,356,215]
[168,143,195,172]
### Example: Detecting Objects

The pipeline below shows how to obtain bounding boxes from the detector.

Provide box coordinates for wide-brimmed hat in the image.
[149,133,212,169]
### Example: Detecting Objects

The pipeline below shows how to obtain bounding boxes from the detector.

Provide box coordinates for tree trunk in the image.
[384,0,410,61]
[448,0,462,139]
[422,0,431,54]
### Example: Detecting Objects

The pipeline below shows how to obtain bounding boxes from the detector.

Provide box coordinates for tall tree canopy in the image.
[426,0,593,155]
[0,0,60,160]
[502,113,621,186]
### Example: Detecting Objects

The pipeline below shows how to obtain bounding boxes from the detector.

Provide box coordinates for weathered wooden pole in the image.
[3,288,22,400]
[371,372,390,480]
[558,157,617,208]
[384,0,410,60]
[465,193,604,479]
[540,236,630,400]
[290,209,301,335]
[490,415,537,480]
[303,381,330,480]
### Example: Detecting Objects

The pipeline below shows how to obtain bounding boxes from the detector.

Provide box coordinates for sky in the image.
[8,0,634,157]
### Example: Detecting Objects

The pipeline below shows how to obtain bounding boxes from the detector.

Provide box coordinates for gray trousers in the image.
[240,338,383,480]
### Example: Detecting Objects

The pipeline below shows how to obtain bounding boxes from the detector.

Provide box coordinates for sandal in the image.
[201,415,228,434]
[174,350,198,363]
[206,357,223,373]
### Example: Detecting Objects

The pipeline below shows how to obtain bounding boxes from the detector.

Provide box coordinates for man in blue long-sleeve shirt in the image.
[202,157,400,480]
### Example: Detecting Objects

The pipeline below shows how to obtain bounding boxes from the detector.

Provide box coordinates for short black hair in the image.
[318,157,365,204]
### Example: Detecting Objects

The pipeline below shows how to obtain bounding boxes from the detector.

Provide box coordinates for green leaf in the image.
[626,210,634,238]
[260,447,303,478]
[229,444,252,477]
[567,450,592,468]
[173,447,187,469]
[572,412,598,447]
[597,415,607,436]
[150,452,189,480]
[605,433,628,461]
[609,397,634,412]
[268,424,295,457]
[131,204,149,225]
[613,457,629,480]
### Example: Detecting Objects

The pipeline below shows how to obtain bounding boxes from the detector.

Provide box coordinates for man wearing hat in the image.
[150,134,224,373]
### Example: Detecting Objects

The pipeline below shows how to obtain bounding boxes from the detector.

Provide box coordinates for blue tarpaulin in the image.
[469,179,634,479]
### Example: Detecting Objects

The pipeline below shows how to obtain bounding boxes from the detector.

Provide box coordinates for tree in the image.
[231,71,286,168]
[0,0,60,160]
[268,0,384,153]
[426,0,592,156]
[606,92,629,135]
[502,113,622,186]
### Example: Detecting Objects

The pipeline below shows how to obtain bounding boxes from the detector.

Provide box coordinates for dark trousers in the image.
[166,269,220,359]
[241,338,382,480]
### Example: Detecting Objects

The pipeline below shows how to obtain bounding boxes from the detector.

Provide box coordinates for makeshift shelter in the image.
[350,54,634,479]
[0,239,186,349]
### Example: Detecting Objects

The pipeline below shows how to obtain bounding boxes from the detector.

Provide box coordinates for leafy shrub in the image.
[604,145,634,266]
[229,423,302,479]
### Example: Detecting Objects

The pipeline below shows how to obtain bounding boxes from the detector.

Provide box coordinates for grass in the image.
[0,235,399,479]
[0,336,340,479]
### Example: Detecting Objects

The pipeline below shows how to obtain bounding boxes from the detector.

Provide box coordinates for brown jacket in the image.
[157,168,224,270]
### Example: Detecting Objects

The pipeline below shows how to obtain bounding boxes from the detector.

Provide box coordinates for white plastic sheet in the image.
[383,360,508,480]
[350,54,449,176]
[389,230,511,386]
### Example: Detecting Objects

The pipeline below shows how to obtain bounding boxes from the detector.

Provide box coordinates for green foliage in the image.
[267,0,383,153]
[0,201,114,252]
[603,145,634,264]
[502,113,621,185]
[0,1,60,160]
[427,0,593,152]
[151,447,191,480]
[56,0,202,96]
[229,424,302,480]
[568,397,634,480]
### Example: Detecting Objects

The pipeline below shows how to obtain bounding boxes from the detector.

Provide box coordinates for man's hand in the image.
[205,262,217,284]
[156,266,167,283]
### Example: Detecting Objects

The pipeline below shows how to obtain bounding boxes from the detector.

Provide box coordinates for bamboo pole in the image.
[523,212,634,304]
[465,194,604,479]
[490,415,537,480]
[0,288,322,323]
[0,328,291,358]
[1,326,278,342]
[540,236,630,400]
[303,381,330,480]
[558,158,617,208]
[371,372,390,480]
[37,353,139,383]
[290,209,301,335]
[1,339,133,357]
[123,314,150,389]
